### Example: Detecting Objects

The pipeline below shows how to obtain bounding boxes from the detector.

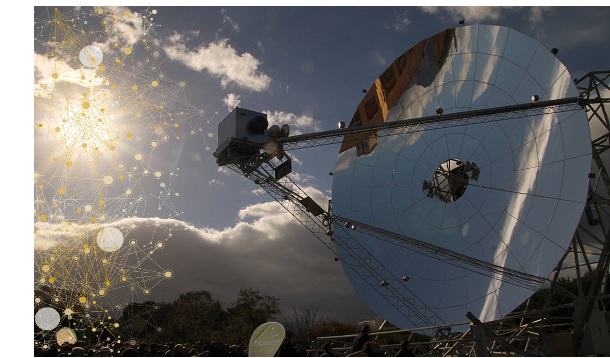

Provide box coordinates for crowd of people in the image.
[34,325,416,357]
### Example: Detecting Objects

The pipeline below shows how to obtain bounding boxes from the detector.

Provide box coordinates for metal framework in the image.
[216,71,610,356]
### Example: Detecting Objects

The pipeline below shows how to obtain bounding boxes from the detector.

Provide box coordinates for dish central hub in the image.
[423,159,480,203]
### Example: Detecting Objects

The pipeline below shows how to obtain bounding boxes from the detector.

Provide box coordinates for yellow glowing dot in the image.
[81,75,86,80]
[98,200,104,206]
[35,297,41,303]
[58,188,65,195]
[82,143,87,148]
[126,132,133,139]
[52,73,59,79]
[91,217,97,223]
[114,323,120,328]
[76,208,82,214]
[111,83,117,89]
[82,102,90,109]
[134,153,143,161]
[66,161,72,167]
[55,127,60,132]
[79,297,87,304]
[37,123,43,127]
[48,277,55,284]
[102,259,108,264]
[99,65,106,72]
[131,85,138,91]
[42,265,51,273]
[40,215,47,221]
[164,271,172,278]
[119,175,125,181]
[99,289,106,296]
[97,8,104,14]
[124,48,132,55]
[92,328,97,332]
[174,123,179,128]
[151,80,159,87]
[38,184,44,190]
[84,247,90,254]
[115,58,121,63]
[39,278,45,284]
[64,308,73,315]
[110,146,116,151]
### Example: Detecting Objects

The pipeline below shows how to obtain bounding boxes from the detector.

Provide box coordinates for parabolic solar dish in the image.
[331,24,592,329]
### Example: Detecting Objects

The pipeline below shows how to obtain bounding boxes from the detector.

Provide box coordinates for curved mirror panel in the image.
[332,24,591,328]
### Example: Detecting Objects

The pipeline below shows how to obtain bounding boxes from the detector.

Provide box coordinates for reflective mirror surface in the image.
[332,24,591,328]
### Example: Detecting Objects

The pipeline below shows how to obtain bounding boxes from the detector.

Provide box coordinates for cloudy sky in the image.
[24,3,610,346]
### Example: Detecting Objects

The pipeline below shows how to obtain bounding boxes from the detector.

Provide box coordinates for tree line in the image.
[113,288,359,349]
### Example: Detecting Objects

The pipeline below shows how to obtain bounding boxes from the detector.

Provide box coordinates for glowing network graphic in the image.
[34,6,215,347]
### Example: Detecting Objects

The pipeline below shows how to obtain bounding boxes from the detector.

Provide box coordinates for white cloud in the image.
[217,166,233,175]
[257,40,265,53]
[390,10,411,32]
[163,34,271,92]
[34,53,105,95]
[223,93,241,112]
[251,187,266,196]
[371,51,386,66]
[94,7,151,54]
[34,207,374,322]
[264,110,322,135]
[209,179,224,187]
[221,8,240,33]
[420,6,515,22]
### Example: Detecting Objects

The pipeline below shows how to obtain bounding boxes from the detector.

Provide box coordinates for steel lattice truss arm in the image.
[224,158,444,331]
[278,97,585,150]
[332,215,547,291]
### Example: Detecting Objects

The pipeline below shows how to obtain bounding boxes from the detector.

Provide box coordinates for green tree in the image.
[163,290,226,342]
[225,288,281,346]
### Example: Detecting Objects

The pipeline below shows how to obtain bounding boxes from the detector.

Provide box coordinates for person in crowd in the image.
[70,347,85,356]
[276,336,298,356]
[320,342,336,357]
[362,341,385,357]
[98,347,112,357]
[351,325,372,353]
[120,347,139,356]
[137,342,149,356]
[395,340,415,357]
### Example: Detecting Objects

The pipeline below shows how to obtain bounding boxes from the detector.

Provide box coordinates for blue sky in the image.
[25,4,610,347]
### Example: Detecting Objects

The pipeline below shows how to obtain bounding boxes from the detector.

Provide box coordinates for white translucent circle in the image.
[55,327,78,345]
[79,45,103,68]
[35,307,61,330]
[102,175,114,185]
[96,227,124,252]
